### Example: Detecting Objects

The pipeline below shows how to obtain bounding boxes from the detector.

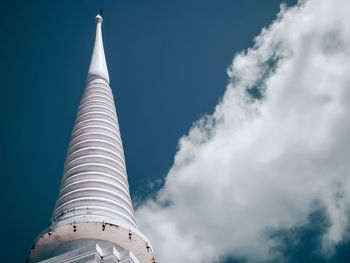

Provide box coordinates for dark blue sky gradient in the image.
[5,1,350,262]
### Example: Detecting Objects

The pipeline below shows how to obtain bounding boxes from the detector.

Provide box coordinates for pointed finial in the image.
[95,14,103,24]
[87,13,109,84]
[95,9,103,23]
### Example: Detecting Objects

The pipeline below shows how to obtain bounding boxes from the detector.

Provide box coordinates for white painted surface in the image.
[87,15,110,84]
[38,241,140,263]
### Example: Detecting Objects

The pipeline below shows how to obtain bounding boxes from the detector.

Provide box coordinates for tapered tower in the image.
[28,14,154,263]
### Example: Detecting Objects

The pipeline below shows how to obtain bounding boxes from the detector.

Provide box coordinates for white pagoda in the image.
[27,14,155,263]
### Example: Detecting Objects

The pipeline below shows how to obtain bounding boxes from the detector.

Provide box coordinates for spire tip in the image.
[88,12,109,84]
[95,14,103,24]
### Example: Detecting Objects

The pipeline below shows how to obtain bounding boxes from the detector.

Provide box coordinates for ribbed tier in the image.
[51,78,137,229]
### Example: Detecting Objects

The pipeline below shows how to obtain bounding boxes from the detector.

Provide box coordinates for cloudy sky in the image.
[3,0,350,262]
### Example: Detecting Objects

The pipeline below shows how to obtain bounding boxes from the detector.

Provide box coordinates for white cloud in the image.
[136,0,350,262]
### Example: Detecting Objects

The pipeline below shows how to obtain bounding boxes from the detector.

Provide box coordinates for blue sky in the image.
[3,0,350,262]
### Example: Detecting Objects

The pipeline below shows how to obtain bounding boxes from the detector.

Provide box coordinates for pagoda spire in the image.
[27,14,154,263]
[87,14,110,85]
